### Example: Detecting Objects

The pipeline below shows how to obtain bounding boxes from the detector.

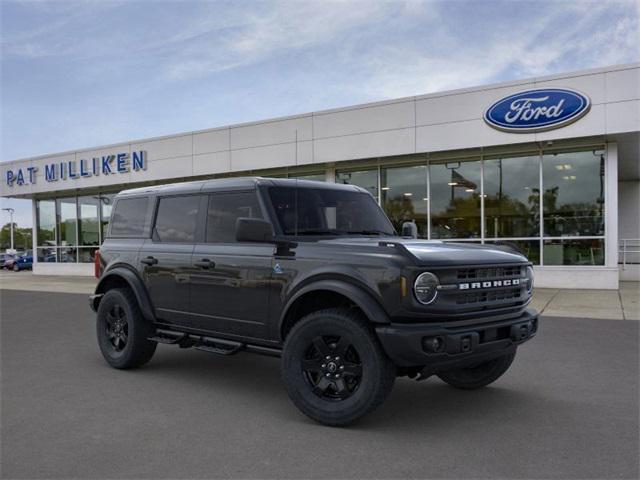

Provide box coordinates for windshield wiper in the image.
[295,229,340,235]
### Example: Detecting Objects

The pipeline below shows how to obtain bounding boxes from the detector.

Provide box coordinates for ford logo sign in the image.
[484,88,591,133]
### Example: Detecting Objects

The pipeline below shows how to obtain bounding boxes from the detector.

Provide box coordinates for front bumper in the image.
[376,308,538,370]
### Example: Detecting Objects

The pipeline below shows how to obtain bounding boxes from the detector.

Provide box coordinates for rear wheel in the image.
[281,308,395,426]
[437,352,516,390]
[96,288,157,369]
[12,263,19,272]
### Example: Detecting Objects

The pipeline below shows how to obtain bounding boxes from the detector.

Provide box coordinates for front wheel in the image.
[96,288,157,369]
[437,352,516,390]
[12,263,19,272]
[281,308,395,427]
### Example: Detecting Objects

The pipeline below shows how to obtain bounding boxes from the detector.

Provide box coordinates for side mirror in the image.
[236,218,275,243]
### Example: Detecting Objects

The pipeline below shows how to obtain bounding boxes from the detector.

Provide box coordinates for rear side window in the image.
[154,195,201,243]
[109,197,149,237]
[206,191,262,243]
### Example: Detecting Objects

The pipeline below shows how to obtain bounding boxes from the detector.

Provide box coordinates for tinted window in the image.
[109,197,149,237]
[154,195,200,243]
[206,191,262,243]
[268,187,395,236]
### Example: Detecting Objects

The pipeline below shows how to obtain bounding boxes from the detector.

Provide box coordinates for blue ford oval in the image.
[484,88,591,132]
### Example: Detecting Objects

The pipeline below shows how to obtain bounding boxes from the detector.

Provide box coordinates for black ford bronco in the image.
[90,177,538,426]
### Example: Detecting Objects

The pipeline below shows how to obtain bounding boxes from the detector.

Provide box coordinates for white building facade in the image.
[2,63,639,288]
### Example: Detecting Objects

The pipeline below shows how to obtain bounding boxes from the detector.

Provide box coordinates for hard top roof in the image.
[117,177,368,197]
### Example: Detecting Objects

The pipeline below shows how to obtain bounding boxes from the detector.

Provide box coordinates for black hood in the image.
[318,237,528,266]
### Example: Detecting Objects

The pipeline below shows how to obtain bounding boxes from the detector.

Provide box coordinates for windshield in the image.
[268,186,396,236]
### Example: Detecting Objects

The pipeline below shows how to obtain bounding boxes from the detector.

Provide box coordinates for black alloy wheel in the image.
[302,335,363,401]
[105,304,129,352]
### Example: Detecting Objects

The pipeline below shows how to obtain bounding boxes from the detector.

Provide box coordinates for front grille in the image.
[456,287,522,305]
[457,266,522,281]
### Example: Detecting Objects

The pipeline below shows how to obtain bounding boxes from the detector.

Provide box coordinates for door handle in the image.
[141,256,158,266]
[194,258,215,269]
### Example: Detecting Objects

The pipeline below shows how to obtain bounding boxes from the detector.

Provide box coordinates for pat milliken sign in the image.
[484,88,591,133]
[4,151,147,187]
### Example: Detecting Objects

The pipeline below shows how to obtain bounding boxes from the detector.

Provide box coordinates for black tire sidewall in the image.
[96,289,154,369]
[282,309,394,425]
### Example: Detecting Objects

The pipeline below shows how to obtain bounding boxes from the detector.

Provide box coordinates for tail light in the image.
[94,250,102,278]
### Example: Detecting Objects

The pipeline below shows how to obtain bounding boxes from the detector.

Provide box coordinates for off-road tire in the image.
[437,351,516,390]
[281,308,396,427]
[96,288,157,369]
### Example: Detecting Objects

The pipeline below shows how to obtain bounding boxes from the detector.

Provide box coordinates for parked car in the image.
[2,253,17,270]
[12,252,33,271]
[90,177,538,426]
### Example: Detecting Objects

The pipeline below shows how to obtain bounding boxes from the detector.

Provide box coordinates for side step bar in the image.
[148,328,281,358]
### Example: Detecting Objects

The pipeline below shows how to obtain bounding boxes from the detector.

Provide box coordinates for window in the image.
[78,196,100,246]
[484,155,540,238]
[206,191,262,243]
[268,186,394,236]
[36,200,56,246]
[110,197,149,237]
[289,172,325,182]
[543,238,604,265]
[154,195,200,243]
[57,198,77,246]
[100,194,115,242]
[542,150,605,237]
[381,165,429,238]
[430,160,481,239]
[336,169,379,200]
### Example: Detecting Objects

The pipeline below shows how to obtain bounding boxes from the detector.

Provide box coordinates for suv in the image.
[91,177,538,426]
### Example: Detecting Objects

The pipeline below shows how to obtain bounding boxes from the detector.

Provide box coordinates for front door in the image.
[139,194,202,327]
[189,191,273,340]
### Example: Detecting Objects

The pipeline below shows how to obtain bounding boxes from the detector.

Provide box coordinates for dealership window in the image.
[484,155,540,238]
[542,150,605,237]
[100,194,115,242]
[336,169,379,200]
[430,159,481,239]
[78,196,100,246]
[36,200,57,262]
[543,238,604,266]
[55,198,78,263]
[381,165,429,237]
[289,172,326,182]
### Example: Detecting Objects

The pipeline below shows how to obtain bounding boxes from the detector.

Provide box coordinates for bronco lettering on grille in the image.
[459,279,520,290]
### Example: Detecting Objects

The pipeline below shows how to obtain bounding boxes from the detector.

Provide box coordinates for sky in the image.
[1,0,639,228]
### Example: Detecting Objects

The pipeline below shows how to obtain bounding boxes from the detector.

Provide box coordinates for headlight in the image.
[526,266,534,293]
[414,272,439,305]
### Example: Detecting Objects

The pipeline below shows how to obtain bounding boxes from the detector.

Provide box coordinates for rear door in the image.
[139,194,203,327]
[190,190,273,340]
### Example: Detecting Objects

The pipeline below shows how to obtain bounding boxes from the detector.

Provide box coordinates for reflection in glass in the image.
[37,247,57,263]
[78,196,100,246]
[78,247,99,263]
[430,160,481,238]
[485,240,540,265]
[484,155,540,237]
[290,173,325,182]
[100,194,115,242]
[543,239,604,265]
[542,150,605,236]
[59,246,77,263]
[336,169,378,200]
[381,165,428,237]
[57,198,77,246]
[37,200,56,246]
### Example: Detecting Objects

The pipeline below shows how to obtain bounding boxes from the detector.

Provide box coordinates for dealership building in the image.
[1,63,638,289]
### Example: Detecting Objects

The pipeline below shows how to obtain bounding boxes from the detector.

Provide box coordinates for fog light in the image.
[422,336,444,353]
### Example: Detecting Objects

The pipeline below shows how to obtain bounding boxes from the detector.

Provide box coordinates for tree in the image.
[0,223,32,251]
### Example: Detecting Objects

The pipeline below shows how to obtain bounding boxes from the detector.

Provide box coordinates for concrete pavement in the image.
[1,289,638,479]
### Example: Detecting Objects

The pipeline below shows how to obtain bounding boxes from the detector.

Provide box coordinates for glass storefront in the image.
[32,146,606,267]
[36,193,116,263]
[334,146,606,266]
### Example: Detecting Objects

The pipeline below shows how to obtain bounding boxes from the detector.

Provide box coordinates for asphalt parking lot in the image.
[1,289,638,479]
